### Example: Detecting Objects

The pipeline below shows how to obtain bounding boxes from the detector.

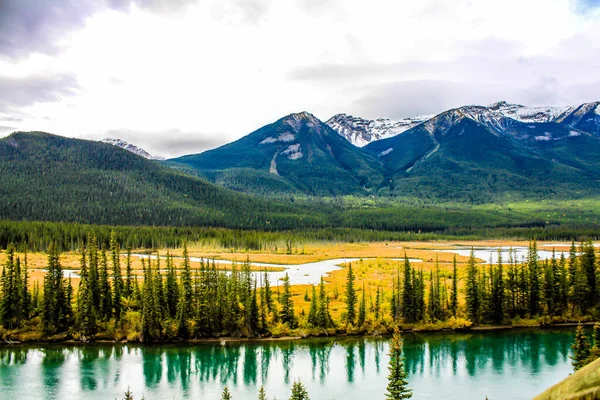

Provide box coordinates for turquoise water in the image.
[0,328,578,400]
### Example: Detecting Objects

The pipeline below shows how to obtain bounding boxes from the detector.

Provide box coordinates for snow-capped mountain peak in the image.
[101,138,164,160]
[325,113,431,147]
[488,101,572,123]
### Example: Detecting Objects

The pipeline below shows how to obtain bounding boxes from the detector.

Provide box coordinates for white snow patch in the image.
[596,103,600,115]
[379,147,394,156]
[534,133,552,141]
[281,143,303,160]
[260,132,295,144]
[569,130,581,137]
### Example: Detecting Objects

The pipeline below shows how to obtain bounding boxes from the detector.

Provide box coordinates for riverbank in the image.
[2,320,595,347]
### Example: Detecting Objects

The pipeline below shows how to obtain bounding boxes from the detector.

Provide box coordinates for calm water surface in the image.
[0,328,578,400]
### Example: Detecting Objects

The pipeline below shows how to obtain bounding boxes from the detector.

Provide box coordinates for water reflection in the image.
[0,328,583,400]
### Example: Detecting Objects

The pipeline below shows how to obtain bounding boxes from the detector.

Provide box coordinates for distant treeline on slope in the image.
[1,220,600,252]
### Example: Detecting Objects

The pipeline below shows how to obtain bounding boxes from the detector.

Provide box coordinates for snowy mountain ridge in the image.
[101,138,164,160]
[326,101,600,146]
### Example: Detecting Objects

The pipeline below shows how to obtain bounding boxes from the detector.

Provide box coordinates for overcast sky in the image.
[0,0,599,158]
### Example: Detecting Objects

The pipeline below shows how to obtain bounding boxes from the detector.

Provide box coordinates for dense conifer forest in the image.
[1,234,598,343]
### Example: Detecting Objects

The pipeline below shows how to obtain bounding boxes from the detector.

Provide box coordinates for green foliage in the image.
[571,324,592,371]
[345,264,357,325]
[465,249,480,324]
[221,386,233,400]
[42,244,72,333]
[279,274,297,328]
[289,380,310,400]
[385,332,412,399]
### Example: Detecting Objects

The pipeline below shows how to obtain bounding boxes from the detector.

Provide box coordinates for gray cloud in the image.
[348,80,508,119]
[0,0,199,59]
[0,125,17,133]
[0,73,80,113]
[103,128,228,158]
[0,115,24,123]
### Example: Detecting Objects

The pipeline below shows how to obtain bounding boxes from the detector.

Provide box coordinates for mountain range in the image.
[2,100,599,212]
[168,100,600,201]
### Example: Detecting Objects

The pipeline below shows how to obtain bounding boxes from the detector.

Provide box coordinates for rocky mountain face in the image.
[327,101,600,146]
[101,138,164,160]
[170,112,384,196]
[325,113,431,147]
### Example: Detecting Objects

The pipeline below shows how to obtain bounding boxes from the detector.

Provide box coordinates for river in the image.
[0,327,579,400]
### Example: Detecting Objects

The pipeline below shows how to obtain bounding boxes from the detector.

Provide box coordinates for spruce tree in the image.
[450,255,458,317]
[358,283,366,327]
[401,257,414,322]
[385,332,412,399]
[581,241,598,311]
[176,242,193,337]
[345,263,357,325]
[316,276,332,328]
[374,285,381,321]
[465,249,480,324]
[42,244,70,333]
[110,231,124,322]
[77,246,96,336]
[490,250,505,324]
[571,324,591,371]
[279,273,297,328]
[289,380,310,400]
[98,248,112,320]
[527,241,541,316]
[308,285,318,326]
[221,386,233,400]
[124,246,133,298]
[21,251,31,320]
[165,252,179,319]
[258,385,267,400]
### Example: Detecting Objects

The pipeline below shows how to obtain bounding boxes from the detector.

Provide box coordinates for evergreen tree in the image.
[558,253,569,315]
[289,380,310,400]
[98,248,112,320]
[571,324,591,371]
[258,385,267,400]
[77,246,96,336]
[316,276,332,328]
[374,285,381,321]
[21,251,31,321]
[279,273,297,328]
[110,232,124,322]
[308,285,318,326]
[385,332,412,399]
[124,246,133,299]
[1,244,21,328]
[177,242,193,337]
[42,244,70,333]
[221,386,233,400]
[401,257,415,322]
[580,240,598,311]
[490,250,505,324]
[465,249,480,324]
[345,263,357,325]
[165,252,179,319]
[528,241,541,316]
[358,283,366,327]
[141,258,162,342]
[450,255,458,318]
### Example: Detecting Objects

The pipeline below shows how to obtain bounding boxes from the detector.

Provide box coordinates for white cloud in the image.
[0,0,599,157]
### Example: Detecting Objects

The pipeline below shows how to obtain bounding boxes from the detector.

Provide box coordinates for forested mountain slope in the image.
[0,132,317,229]
[170,112,384,196]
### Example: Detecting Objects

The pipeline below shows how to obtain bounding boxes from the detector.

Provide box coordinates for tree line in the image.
[1,237,599,341]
